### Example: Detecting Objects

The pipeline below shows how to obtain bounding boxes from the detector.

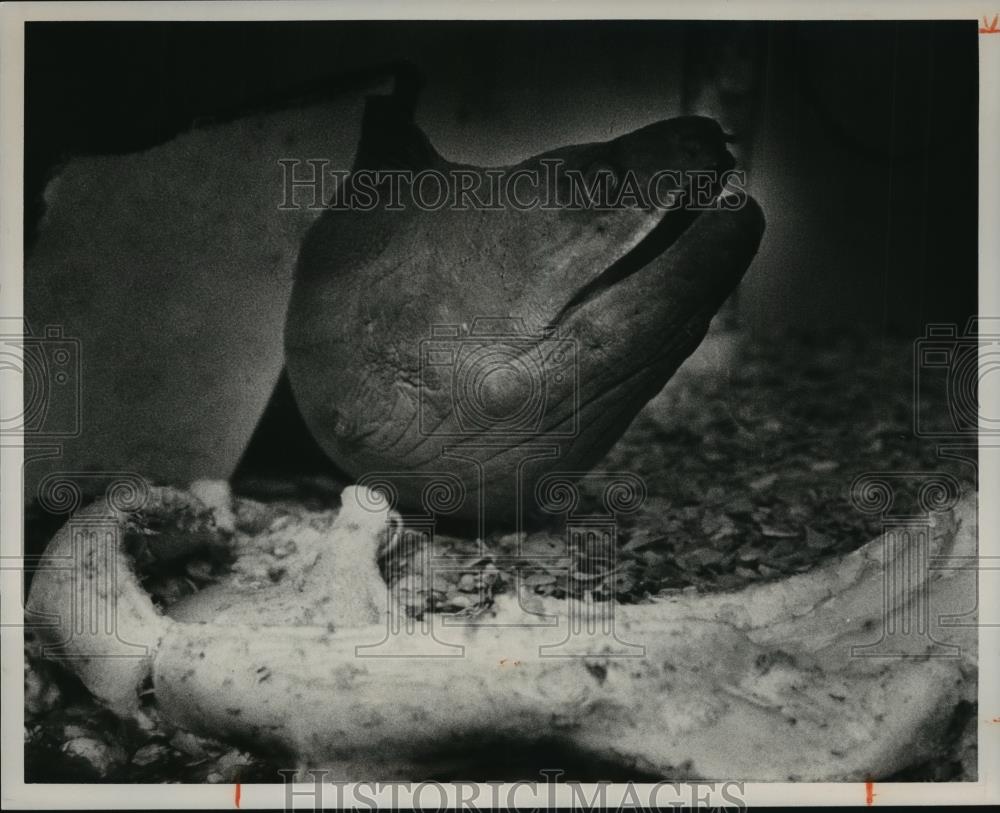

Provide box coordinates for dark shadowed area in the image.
[25,20,977,336]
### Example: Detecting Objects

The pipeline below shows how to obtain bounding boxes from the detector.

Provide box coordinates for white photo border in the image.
[1,1,997,808]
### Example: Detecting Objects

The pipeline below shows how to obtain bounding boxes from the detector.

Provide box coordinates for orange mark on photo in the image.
[981,14,1000,33]
[234,783,241,808]
[865,779,875,806]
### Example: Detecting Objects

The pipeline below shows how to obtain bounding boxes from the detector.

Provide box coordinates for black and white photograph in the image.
[1,1,998,808]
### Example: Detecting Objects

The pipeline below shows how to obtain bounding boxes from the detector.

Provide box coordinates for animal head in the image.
[285,92,764,526]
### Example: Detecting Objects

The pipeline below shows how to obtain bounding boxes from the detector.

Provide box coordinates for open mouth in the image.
[553,160,735,326]
[552,204,704,327]
[552,144,737,327]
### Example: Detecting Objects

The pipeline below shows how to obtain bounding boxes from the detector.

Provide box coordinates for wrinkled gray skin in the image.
[286,94,765,527]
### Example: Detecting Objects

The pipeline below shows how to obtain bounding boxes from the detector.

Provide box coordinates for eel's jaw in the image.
[415,199,764,497]
[551,144,738,332]
[547,198,765,436]
[552,205,703,330]
[411,197,764,450]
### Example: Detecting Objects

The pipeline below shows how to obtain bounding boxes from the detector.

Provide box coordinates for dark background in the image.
[25,20,978,338]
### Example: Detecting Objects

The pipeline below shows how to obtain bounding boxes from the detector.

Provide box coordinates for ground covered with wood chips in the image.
[23,329,977,782]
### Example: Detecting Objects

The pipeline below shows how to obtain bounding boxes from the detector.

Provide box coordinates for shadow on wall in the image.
[745,21,977,339]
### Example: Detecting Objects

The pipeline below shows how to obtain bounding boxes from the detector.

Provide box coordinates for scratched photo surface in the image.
[20,20,979,784]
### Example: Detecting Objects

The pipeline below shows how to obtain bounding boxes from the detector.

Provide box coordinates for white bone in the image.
[26,485,977,780]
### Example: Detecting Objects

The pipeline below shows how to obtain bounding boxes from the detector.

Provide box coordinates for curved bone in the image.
[167,485,391,629]
[27,485,977,780]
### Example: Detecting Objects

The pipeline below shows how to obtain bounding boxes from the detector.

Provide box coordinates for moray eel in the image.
[283,90,765,526]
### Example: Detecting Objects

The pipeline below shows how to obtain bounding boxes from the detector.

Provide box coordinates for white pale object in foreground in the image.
[26,484,978,780]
